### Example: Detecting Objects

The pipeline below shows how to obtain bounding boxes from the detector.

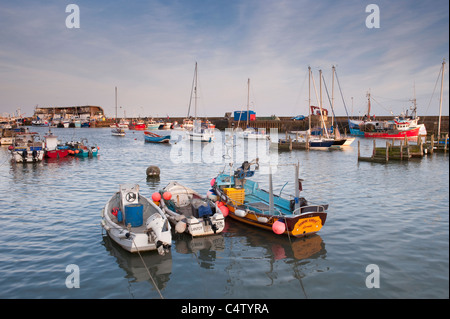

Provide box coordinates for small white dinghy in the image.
[159,181,226,237]
[101,184,172,255]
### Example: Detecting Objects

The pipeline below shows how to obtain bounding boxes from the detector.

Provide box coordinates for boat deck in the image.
[243,194,291,216]
[107,193,159,232]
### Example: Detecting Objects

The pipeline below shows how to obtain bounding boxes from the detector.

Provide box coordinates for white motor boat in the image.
[159,181,225,237]
[101,184,172,255]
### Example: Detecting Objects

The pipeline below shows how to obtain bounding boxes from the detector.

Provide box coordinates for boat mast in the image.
[438,59,445,137]
[247,78,250,128]
[269,165,274,214]
[410,82,417,119]
[317,69,329,138]
[331,66,335,130]
[294,162,300,211]
[115,86,118,124]
[194,62,198,119]
[308,66,311,132]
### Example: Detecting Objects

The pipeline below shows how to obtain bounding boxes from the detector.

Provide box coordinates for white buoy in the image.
[175,220,187,233]
[235,209,247,218]
[257,216,269,223]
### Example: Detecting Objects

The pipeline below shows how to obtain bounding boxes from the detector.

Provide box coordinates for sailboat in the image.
[307,68,335,148]
[277,67,333,149]
[111,87,126,136]
[323,66,355,147]
[237,79,269,140]
[186,62,215,142]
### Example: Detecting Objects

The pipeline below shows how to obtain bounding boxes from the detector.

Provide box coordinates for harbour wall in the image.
[91,115,449,135]
[22,115,449,135]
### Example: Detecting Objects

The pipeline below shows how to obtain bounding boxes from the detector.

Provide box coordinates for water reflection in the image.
[102,235,172,291]
[145,176,161,190]
[174,233,225,270]
[226,218,326,261]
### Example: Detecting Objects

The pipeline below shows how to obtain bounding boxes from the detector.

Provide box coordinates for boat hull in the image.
[75,148,98,157]
[45,149,69,159]
[129,123,146,130]
[224,203,327,237]
[364,126,420,139]
[11,148,44,162]
[144,131,171,143]
[309,139,335,148]
[188,132,214,142]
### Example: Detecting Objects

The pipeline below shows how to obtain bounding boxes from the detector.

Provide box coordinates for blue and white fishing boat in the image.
[212,160,328,237]
[144,131,171,143]
[66,138,99,157]
[9,129,44,163]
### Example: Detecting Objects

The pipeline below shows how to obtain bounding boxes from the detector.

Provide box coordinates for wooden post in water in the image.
[386,141,389,162]
[419,134,423,155]
[400,140,403,160]
[444,133,448,152]
[358,140,360,159]
[430,135,434,154]
[372,140,376,158]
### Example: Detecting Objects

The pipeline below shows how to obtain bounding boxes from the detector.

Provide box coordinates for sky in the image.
[0,0,448,119]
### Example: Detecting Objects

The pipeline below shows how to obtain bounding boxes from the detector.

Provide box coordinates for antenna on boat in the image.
[294,161,300,211]
[438,59,445,137]
[268,164,274,214]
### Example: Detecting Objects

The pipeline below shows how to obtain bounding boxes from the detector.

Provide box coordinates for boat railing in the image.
[292,205,327,216]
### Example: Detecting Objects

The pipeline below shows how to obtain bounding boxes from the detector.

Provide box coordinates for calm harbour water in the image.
[0,127,448,299]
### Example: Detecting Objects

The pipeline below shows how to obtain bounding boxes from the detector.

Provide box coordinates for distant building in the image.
[33,105,105,121]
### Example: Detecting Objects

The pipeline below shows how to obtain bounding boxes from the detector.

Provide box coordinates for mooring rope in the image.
[131,237,164,299]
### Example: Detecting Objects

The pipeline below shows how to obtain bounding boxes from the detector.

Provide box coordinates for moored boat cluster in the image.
[3,127,99,163]
[102,159,329,255]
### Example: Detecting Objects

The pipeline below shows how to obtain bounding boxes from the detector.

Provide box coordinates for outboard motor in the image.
[146,214,171,255]
[32,150,38,161]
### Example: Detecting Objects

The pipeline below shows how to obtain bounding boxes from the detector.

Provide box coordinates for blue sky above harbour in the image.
[0,0,448,119]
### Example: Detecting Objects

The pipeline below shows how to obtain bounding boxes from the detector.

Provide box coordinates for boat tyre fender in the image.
[22,150,27,159]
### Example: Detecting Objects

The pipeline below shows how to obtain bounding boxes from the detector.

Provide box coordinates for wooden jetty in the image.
[358,136,426,163]
[424,133,449,154]
[277,132,309,151]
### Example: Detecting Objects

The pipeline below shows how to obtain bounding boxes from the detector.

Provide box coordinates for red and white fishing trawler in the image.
[128,120,146,130]
[363,122,421,139]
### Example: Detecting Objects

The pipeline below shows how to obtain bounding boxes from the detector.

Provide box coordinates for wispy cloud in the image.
[0,0,448,118]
